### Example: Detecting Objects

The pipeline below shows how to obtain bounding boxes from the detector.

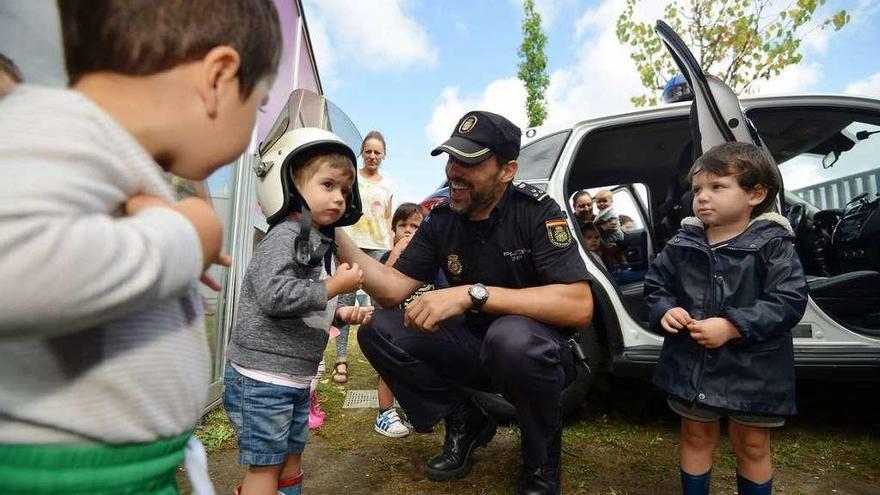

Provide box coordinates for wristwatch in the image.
[468,283,489,312]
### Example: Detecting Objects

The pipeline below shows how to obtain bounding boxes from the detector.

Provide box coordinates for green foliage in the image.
[615,0,852,106]
[518,0,550,127]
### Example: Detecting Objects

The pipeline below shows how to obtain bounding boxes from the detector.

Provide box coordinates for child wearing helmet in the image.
[224,127,373,495]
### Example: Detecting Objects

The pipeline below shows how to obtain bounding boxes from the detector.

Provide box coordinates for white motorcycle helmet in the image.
[254,126,362,267]
[254,126,362,228]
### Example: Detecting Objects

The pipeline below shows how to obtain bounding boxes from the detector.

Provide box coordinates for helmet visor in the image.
[259,89,362,158]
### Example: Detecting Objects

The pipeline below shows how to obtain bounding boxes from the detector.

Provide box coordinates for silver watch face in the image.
[470,284,488,300]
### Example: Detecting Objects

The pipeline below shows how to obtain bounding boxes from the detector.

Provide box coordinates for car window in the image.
[749,107,880,283]
[570,185,651,284]
[779,123,879,210]
[610,186,648,231]
[515,131,570,181]
[749,108,880,210]
[571,185,648,230]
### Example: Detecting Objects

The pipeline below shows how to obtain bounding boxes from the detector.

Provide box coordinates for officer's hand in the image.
[404,286,470,332]
[661,307,693,334]
[687,317,740,348]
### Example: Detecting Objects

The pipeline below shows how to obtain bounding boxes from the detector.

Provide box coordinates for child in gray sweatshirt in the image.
[0,2,281,493]
[224,129,372,495]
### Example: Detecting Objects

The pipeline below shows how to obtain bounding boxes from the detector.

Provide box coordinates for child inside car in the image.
[580,222,606,268]
[595,204,625,245]
[619,214,636,232]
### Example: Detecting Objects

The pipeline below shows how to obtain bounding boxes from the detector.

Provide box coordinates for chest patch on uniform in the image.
[545,219,573,248]
[447,254,463,276]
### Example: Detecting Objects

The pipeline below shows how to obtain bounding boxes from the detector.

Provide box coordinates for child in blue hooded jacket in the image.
[645,142,808,495]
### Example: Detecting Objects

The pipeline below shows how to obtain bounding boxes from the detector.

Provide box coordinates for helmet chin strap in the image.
[294,206,335,273]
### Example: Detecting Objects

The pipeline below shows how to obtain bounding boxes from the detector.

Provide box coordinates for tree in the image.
[518,0,550,127]
[616,0,851,107]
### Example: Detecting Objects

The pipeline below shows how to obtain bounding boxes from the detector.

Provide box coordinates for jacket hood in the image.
[678,212,794,249]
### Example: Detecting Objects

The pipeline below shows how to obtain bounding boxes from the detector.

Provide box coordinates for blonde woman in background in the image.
[334,130,396,383]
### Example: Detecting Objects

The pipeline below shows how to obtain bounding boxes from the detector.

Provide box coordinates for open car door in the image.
[654,20,764,154]
[654,20,880,373]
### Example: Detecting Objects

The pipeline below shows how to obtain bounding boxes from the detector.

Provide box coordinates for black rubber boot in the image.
[516,427,561,495]
[681,468,711,495]
[425,402,496,481]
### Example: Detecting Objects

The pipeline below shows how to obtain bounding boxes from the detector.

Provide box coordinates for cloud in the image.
[425,79,528,145]
[426,0,656,138]
[849,0,880,28]
[545,0,669,126]
[303,9,338,89]
[844,72,880,98]
[801,27,831,55]
[425,0,672,140]
[751,62,822,95]
[302,0,436,72]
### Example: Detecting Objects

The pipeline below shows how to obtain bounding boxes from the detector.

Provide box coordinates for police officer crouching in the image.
[335,111,594,495]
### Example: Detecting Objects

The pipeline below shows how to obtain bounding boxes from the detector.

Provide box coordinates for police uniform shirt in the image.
[394,182,591,330]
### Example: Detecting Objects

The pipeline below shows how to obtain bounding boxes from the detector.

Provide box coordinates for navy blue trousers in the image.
[358,308,575,467]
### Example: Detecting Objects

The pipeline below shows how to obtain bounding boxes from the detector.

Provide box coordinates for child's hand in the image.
[687,317,741,348]
[395,233,414,248]
[386,235,413,266]
[174,198,223,271]
[661,307,693,333]
[327,262,363,298]
[200,254,232,291]
[336,305,374,326]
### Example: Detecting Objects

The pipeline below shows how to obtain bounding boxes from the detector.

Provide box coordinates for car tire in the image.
[460,326,598,426]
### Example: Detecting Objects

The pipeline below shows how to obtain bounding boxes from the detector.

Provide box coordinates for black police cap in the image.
[430,111,522,165]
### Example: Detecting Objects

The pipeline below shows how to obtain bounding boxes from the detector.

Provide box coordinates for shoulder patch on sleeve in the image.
[513,181,549,202]
[430,199,451,212]
[545,218,573,248]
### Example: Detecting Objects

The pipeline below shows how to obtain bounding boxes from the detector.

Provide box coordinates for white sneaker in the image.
[374,408,411,438]
[399,411,413,430]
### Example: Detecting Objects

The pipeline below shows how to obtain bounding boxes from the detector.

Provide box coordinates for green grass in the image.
[195,407,237,453]
[195,326,880,493]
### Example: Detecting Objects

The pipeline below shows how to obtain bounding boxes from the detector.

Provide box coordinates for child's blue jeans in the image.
[223,365,310,466]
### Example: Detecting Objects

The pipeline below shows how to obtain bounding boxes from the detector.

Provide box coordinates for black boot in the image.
[425,401,496,481]
[517,427,561,495]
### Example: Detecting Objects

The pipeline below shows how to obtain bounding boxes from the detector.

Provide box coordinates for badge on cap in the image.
[545,219,573,248]
[458,115,478,134]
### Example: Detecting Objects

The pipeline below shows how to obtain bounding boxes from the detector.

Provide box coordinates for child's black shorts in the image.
[668,396,785,428]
